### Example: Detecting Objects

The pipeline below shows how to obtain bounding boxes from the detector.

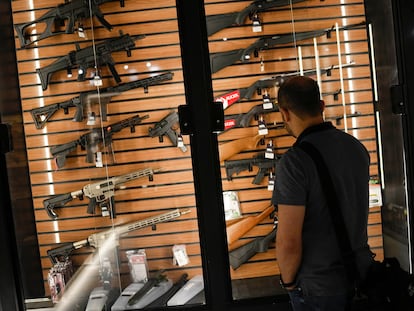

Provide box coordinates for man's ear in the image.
[280,107,290,121]
[320,100,325,112]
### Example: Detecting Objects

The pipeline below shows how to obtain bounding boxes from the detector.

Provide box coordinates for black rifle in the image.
[148,111,187,152]
[229,227,276,269]
[224,102,279,131]
[36,31,144,90]
[43,167,157,219]
[14,0,125,48]
[210,21,365,73]
[30,72,174,129]
[216,61,355,102]
[206,0,306,36]
[127,270,167,306]
[224,152,281,185]
[50,114,148,168]
[47,209,189,263]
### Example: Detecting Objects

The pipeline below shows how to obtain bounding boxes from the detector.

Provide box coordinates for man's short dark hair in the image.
[277,76,322,118]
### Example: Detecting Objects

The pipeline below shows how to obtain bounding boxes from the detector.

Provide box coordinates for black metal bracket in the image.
[178,102,224,135]
[0,123,12,154]
[391,84,405,115]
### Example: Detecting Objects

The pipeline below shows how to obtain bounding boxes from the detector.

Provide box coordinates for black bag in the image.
[351,257,414,311]
[298,141,414,311]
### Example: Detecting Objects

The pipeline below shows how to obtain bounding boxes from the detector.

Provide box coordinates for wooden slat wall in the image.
[10,0,383,299]
[206,0,384,280]
[12,0,199,298]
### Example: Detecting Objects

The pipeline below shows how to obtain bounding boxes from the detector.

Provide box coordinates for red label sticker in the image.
[215,90,240,110]
[224,119,236,130]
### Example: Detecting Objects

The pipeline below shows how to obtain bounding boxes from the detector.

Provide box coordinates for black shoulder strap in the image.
[297,141,360,281]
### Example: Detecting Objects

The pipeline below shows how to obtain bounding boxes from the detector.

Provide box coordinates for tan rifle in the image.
[226,205,274,247]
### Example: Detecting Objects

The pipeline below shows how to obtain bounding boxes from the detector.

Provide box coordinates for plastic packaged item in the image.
[222,191,242,220]
[172,244,190,266]
[167,274,204,306]
[85,286,119,311]
[111,283,145,311]
[126,249,149,283]
[125,278,173,309]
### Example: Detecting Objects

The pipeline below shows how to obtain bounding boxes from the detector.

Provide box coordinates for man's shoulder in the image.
[279,144,314,173]
[308,127,368,153]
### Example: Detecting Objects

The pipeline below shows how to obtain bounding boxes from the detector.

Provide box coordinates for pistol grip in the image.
[87,198,97,214]
[36,68,51,91]
[106,59,121,83]
[253,168,266,185]
[72,104,84,122]
[165,128,178,146]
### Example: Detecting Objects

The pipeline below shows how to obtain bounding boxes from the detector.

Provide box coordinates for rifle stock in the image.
[43,192,76,219]
[229,227,276,269]
[36,56,71,91]
[226,205,274,245]
[218,134,264,161]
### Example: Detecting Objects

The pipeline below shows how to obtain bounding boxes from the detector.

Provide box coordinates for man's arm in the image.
[275,204,305,289]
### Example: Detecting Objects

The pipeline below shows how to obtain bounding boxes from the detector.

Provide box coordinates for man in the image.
[272,76,373,310]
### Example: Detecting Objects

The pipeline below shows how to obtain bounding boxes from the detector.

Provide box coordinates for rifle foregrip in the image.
[43,193,73,219]
[93,8,113,30]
